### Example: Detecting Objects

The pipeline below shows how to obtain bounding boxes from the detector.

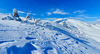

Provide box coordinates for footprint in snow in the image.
[61,38,70,41]
[25,37,36,40]
[0,40,15,44]
[42,47,53,54]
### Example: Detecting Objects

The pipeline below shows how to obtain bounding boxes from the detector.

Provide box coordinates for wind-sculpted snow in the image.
[0,19,100,54]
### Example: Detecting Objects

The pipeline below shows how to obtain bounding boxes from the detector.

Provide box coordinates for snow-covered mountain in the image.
[0,14,100,54]
[54,18,100,42]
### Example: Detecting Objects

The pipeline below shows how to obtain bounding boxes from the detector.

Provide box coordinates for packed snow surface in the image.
[0,15,100,54]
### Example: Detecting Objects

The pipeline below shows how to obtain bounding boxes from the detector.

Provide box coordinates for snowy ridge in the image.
[0,15,100,54]
[54,19,100,42]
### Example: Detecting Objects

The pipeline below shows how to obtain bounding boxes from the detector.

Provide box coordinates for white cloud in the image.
[97,19,100,21]
[74,10,85,14]
[45,17,83,20]
[26,13,36,15]
[18,11,25,13]
[33,13,37,15]
[45,18,58,20]
[67,17,84,19]
[47,12,52,16]
[88,19,100,24]
[53,9,69,15]
[66,15,97,20]
[78,15,97,18]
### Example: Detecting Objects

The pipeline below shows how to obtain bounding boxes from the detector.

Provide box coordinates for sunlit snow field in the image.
[0,13,100,54]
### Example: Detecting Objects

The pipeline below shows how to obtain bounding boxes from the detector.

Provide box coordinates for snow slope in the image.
[0,13,8,19]
[0,16,100,54]
[54,18,100,42]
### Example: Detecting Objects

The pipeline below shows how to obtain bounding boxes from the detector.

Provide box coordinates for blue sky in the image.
[0,0,100,22]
